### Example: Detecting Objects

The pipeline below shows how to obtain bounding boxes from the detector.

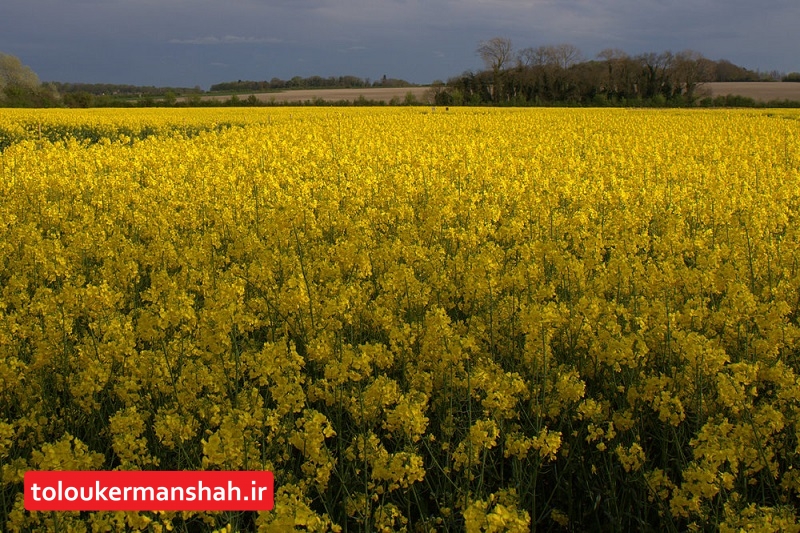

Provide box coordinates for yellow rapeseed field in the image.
[1,107,800,531]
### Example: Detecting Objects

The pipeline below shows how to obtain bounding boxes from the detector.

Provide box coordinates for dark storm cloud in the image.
[169,36,285,45]
[0,0,797,88]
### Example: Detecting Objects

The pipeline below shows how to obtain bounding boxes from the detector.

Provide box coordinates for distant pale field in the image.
[703,82,800,101]
[199,86,433,103]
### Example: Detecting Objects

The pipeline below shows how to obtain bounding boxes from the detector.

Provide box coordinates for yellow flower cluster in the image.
[463,489,530,532]
[2,107,800,530]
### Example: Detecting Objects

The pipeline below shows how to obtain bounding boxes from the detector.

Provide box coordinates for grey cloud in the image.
[169,36,284,45]
[0,0,797,87]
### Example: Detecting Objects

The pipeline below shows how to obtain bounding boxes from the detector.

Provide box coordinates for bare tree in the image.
[551,43,582,70]
[597,49,625,87]
[516,47,539,68]
[517,44,581,101]
[477,37,513,102]
[597,48,627,63]
[673,49,716,102]
[638,51,674,98]
[477,37,514,72]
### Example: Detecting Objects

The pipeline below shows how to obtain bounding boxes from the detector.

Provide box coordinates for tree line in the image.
[210,74,414,92]
[432,38,798,106]
[0,52,419,107]
[2,48,799,108]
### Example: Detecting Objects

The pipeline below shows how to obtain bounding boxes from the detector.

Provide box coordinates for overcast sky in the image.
[1,0,798,89]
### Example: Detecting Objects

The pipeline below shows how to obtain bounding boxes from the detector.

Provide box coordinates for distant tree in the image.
[549,44,583,101]
[428,80,450,105]
[714,59,759,82]
[516,46,548,68]
[63,91,94,108]
[551,43,582,70]
[0,53,40,90]
[477,37,513,101]
[673,49,716,102]
[570,60,605,102]
[638,51,674,99]
[597,48,628,97]
[162,90,177,106]
[0,52,54,106]
[477,37,513,72]
[522,44,582,101]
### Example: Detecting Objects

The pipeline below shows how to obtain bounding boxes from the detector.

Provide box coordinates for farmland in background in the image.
[704,82,800,102]
[194,87,433,105]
